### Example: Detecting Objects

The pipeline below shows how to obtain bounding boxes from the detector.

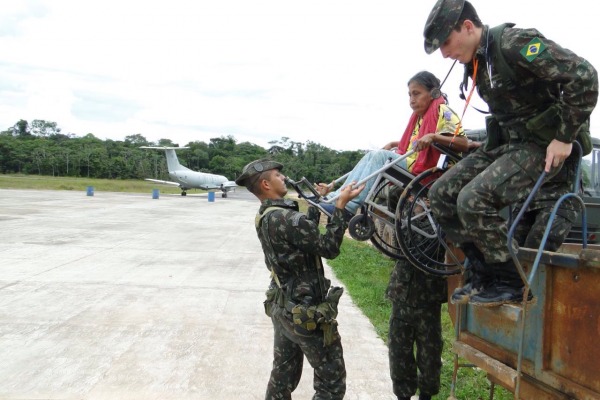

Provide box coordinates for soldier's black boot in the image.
[469,282,534,307]
[451,243,495,304]
[470,259,534,307]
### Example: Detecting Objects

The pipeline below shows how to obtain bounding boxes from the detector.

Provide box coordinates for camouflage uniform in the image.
[386,259,447,398]
[511,153,581,252]
[256,198,348,400]
[427,22,598,276]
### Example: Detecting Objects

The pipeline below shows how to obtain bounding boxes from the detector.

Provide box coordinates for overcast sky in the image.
[1,0,598,152]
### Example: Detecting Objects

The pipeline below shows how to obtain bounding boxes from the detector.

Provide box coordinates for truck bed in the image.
[448,243,600,399]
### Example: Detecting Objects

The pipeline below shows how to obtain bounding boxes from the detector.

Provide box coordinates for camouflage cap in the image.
[423,0,465,54]
[235,159,283,186]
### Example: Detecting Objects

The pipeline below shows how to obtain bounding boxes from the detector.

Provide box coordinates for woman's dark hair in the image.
[407,70,441,92]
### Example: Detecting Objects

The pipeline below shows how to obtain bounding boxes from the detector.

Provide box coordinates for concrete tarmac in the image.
[0,188,398,400]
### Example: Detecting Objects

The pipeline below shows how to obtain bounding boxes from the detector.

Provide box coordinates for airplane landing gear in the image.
[181,191,187,196]
[222,192,227,198]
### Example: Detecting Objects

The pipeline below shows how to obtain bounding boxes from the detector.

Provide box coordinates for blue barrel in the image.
[152,189,160,199]
[208,191,215,202]
[86,186,94,196]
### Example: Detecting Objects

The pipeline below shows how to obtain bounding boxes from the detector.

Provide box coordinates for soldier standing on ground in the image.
[236,159,363,400]
[386,259,447,400]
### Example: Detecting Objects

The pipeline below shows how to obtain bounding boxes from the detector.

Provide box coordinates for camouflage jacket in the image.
[255,198,347,305]
[386,259,447,307]
[466,24,598,146]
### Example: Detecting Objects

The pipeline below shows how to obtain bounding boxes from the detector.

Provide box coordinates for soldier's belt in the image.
[288,286,344,345]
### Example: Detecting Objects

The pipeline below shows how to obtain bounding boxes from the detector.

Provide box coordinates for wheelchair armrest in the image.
[432,143,462,163]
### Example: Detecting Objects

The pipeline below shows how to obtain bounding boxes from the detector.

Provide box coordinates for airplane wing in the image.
[144,178,181,187]
[196,181,238,190]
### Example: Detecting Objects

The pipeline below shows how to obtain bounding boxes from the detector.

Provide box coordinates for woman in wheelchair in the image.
[319,70,468,217]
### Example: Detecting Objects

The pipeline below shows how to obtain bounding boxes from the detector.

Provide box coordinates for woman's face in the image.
[408,81,433,117]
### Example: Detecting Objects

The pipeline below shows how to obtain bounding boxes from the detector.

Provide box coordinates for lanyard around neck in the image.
[451,58,479,142]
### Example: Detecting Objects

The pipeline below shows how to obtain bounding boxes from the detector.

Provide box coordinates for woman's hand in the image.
[468,140,482,150]
[382,141,398,151]
[413,133,435,151]
[314,181,334,196]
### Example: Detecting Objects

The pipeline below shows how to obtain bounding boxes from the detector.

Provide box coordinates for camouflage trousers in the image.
[388,301,443,397]
[511,196,577,252]
[511,153,580,251]
[429,142,573,263]
[266,308,346,400]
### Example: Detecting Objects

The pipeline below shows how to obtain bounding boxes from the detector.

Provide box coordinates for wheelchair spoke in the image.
[396,168,461,276]
[366,179,405,259]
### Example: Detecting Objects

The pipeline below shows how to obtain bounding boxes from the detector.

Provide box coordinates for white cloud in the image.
[0,0,598,151]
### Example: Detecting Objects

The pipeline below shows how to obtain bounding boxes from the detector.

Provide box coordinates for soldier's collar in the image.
[261,198,299,210]
[475,25,490,59]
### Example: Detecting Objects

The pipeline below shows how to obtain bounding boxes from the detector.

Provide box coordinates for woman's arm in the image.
[382,141,399,150]
[414,132,469,153]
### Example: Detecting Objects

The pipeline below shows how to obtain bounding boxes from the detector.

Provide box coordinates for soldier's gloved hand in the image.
[315,286,344,322]
[326,286,344,305]
[315,302,336,323]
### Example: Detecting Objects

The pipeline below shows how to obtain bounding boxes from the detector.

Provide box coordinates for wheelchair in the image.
[286,142,467,277]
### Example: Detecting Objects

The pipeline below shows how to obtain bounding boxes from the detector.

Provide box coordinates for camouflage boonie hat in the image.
[235,159,283,186]
[423,0,465,54]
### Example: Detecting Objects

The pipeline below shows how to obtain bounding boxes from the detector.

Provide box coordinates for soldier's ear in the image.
[260,180,269,191]
[463,19,475,33]
[259,171,273,191]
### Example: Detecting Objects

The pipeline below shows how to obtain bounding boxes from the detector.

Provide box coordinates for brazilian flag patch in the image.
[520,37,546,62]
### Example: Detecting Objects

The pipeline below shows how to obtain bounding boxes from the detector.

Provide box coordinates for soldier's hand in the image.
[545,139,572,172]
[335,181,365,209]
[326,286,344,304]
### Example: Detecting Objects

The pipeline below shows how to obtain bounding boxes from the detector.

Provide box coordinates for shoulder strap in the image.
[255,206,285,228]
[255,206,292,288]
[488,23,517,83]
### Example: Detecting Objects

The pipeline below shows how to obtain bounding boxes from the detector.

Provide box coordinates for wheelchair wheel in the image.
[348,214,376,241]
[396,168,461,276]
[365,179,405,259]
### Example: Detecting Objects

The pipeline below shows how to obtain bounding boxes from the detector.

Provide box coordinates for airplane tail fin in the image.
[140,146,189,172]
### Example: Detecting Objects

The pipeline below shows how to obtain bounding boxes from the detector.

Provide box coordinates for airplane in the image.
[141,146,237,197]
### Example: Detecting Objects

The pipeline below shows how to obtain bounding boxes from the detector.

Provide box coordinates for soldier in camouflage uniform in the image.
[236,159,364,400]
[386,259,447,400]
[423,0,598,306]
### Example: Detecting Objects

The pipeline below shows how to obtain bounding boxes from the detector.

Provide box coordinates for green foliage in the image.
[0,119,364,184]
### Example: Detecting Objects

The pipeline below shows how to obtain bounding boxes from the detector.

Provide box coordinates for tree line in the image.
[0,119,366,184]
